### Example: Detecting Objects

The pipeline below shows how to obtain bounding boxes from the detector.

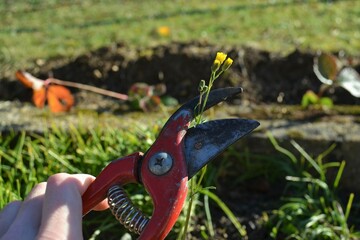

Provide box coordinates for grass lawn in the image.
[1,124,359,239]
[1,0,360,75]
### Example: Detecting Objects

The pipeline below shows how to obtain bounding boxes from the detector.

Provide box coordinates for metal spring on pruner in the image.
[107,185,150,235]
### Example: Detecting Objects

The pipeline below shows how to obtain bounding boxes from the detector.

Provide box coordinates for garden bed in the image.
[1,41,360,239]
[1,41,360,189]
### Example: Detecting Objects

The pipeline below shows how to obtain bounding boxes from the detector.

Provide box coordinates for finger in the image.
[36,173,107,240]
[92,198,109,211]
[0,201,22,237]
[73,174,108,211]
[1,182,46,240]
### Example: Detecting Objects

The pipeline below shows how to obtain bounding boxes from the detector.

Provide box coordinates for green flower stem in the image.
[183,52,232,238]
[196,69,224,125]
[180,176,197,240]
[180,165,208,240]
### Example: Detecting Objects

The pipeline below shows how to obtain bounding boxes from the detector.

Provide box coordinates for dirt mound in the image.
[1,41,359,105]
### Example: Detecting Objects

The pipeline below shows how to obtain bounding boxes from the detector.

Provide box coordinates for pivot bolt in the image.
[148,152,173,175]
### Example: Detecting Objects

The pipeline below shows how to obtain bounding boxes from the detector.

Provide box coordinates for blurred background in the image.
[1,0,359,73]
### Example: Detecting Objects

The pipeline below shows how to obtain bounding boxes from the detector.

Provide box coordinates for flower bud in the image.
[215,52,227,64]
[211,59,221,72]
[198,79,206,92]
[221,58,233,71]
[202,85,208,93]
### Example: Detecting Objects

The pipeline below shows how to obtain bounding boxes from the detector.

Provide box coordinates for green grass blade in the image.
[333,160,346,189]
[200,188,247,237]
[47,149,81,173]
[267,131,297,165]
[345,193,354,221]
[316,143,336,164]
[290,140,323,178]
[204,194,215,237]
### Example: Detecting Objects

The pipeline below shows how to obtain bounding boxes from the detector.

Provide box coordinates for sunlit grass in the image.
[1,0,360,75]
[1,124,360,238]
[267,133,360,239]
[0,124,157,238]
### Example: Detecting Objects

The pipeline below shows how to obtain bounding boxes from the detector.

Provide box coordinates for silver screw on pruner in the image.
[148,152,173,175]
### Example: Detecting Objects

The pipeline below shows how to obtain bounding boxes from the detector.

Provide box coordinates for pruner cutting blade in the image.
[185,118,259,179]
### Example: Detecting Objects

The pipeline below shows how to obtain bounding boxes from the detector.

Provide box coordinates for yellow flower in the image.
[156,26,170,37]
[211,59,221,72]
[221,58,233,71]
[215,52,227,65]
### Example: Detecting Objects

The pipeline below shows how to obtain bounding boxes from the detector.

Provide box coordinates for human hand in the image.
[0,173,108,240]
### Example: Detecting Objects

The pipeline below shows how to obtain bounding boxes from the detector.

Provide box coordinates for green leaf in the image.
[301,90,319,108]
[319,97,333,108]
[161,96,178,106]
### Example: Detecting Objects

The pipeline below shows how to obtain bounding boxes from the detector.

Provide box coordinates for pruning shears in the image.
[82,87,259,239]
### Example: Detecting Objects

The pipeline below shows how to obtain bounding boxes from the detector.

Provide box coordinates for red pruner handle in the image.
[139,174,188,240]
[137,111,191,239]
[82,152,143,216]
